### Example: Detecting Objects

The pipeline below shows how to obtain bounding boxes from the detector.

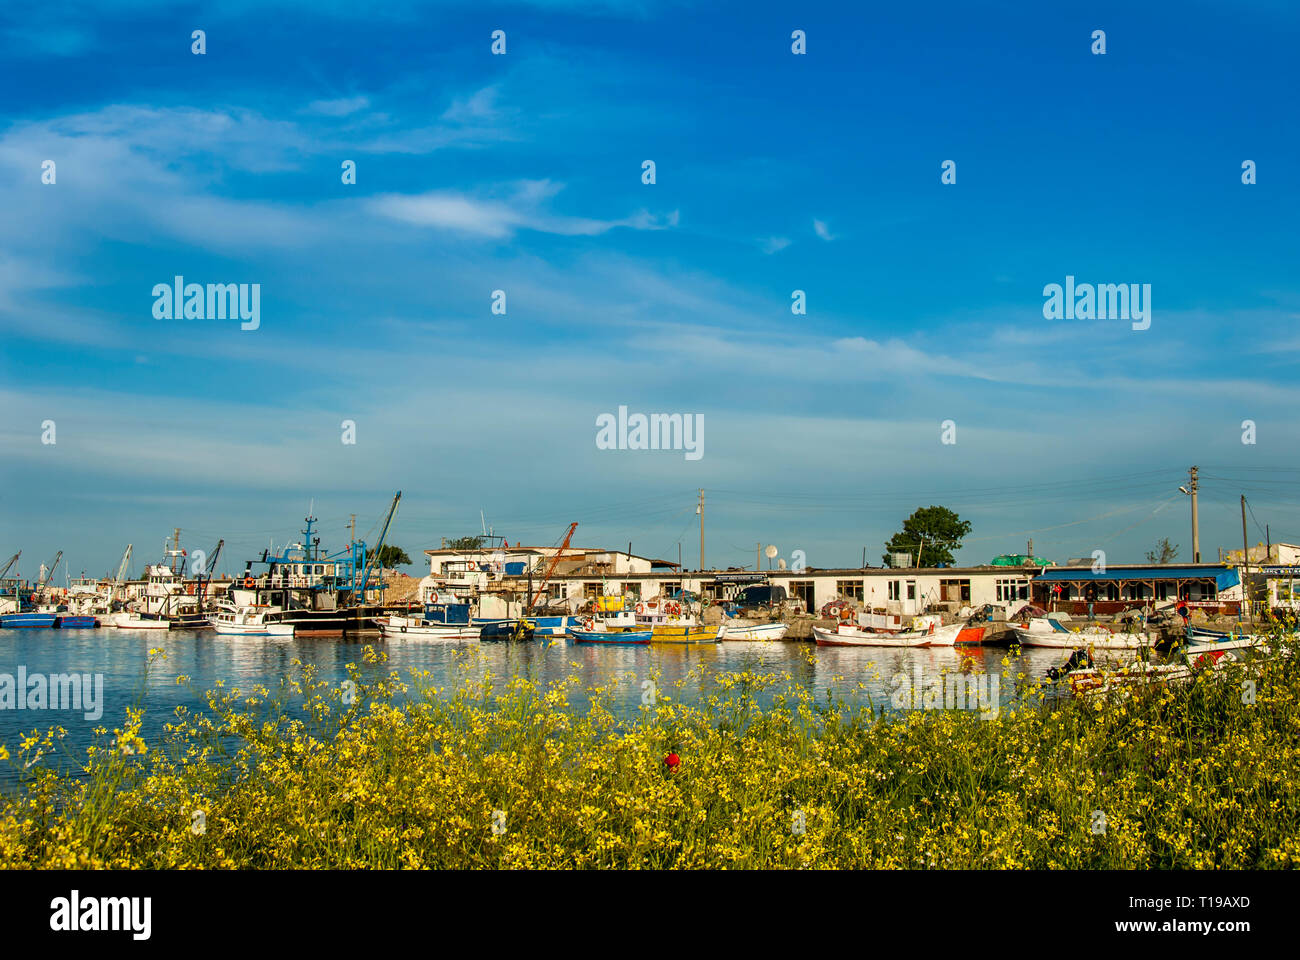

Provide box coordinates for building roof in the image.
[1033,565,1240,589]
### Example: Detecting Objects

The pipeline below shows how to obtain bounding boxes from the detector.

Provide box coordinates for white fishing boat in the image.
[813,621,965,647]
[377,614,479,640]
[109,611,172,630]
[717,621,788,641]
[1012,617,1149,649]
[267,623,296,637]
[211,605,279,636]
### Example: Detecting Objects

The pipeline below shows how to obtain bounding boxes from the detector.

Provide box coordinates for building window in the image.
[836,579,864,601]
[907,580,916,600]
[996,578,1029,602]
[583,582,600,600]
[790,581,815,608]
[940,579,971,603]
[888,580,900,601]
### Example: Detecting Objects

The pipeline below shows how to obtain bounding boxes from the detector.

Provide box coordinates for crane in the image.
[356,491,402,603]
[529,522,578,612]
[0,552,19,582]
[195,539,223,607]
[106,545,133,609]
[36,550,63,595]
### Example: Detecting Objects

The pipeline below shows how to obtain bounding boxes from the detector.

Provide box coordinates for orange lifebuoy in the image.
[635,603,645,615]
[244,577,254,589]
[428,591,439,604]
[839,607,853,621]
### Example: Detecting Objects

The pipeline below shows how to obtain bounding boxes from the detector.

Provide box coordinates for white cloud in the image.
[813,218,836,241]
[303,96,370,117]
[761,236,791,254]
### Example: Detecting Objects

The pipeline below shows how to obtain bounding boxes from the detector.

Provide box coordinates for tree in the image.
[367,545,411,568]
[882,506,971,568]
[1145,538,1179,564]
[446,536,485,551]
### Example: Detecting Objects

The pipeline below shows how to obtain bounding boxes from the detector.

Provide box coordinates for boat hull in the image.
[378,616,479,640]
[571,629,651,645]
[1,613,59,628]
[55,615,99,629]
[813,622,964,647]
[1013,629,1148,649]
[717,622,789,641]
[650,625,719,643]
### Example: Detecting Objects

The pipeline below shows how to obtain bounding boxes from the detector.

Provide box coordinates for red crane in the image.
[530,522,578,611]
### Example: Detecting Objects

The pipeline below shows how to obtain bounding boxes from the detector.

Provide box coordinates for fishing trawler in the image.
[214,495,401,638]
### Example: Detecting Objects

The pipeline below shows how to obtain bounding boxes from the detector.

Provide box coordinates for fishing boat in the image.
[211,605,278,636]
[478,619,537,642]
[476,615,578,638]
[716,621,789,641]
[813,621,965,647]
[1067,661,1193,697]
[0,610,59,628]
[55,614,99,628]
[571,629,651,645]
[377,615,480,640]
[110,611,172,630]
[634,597,697,630]
[220,496,401,637]
[1012,617,1150,649]
[650,624,719,643]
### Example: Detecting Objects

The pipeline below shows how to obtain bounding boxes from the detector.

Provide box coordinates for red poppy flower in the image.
[664,753,680,771]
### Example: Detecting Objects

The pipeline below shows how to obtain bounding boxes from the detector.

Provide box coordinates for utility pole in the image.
[1189,467,1200,562]
[757,542,761,572]
[350,514,356,547]
[697,489,705,572]
[1242,494,1252,625]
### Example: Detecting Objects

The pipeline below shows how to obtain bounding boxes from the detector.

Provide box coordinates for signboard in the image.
[1260,566,1300,577]
[713,572,768,584]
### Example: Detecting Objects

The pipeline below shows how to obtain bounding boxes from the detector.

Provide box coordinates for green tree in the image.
[1145,537,1179,564]
[367,545,412,568]
[446,536,485,551]
[882,506,972,568]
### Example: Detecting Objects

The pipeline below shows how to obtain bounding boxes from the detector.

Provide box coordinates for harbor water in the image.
[0,628,1082,791]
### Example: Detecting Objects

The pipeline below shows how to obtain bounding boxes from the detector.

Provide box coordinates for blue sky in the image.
[2,0,1299,579]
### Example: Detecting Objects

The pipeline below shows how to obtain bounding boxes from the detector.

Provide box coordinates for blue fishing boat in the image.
[55,614,99,629]
[1,611,59,628]
[570,629,651,645]
[478,619,537,642]
[473,615,578,638]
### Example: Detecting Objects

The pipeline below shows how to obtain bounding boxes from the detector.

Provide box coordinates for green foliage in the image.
[366,545,411,568]
[1146,538,1179,564]
[883,506,972,567]
[446,536,485,551]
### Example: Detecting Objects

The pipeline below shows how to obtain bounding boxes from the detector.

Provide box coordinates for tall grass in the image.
[2,638,1297,868]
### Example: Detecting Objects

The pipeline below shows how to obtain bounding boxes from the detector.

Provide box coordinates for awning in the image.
[1033,566,1239,589]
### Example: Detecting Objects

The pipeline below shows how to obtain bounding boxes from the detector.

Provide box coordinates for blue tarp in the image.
[1033,566,1240,590]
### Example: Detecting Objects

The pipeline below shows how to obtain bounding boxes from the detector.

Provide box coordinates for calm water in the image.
[0,627,1083,791]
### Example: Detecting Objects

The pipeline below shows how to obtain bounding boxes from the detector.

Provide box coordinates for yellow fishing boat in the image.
[650,624,719,644]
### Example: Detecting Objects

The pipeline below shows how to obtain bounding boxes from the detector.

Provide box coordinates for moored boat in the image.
[813,621,964,647]
[1012,617,1150,649]
[717,621,789,641]
[571,629,651,645]
[650,624,719,643]
[110,611,172,630]
[55,614,99,628]
[377,615,480,640]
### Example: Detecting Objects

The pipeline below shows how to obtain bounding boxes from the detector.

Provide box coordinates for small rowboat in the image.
[571,629,651,645]
[650,625,719,644]
[717,621,789,641]
[377,615,479,640]
[813,621,965,647]
[1012,617,1149,649]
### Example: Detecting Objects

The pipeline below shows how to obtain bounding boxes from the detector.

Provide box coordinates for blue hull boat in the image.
[474,615,577,638]
[55,615,99,629]
[1,613,58,628]
[570,629,651,645]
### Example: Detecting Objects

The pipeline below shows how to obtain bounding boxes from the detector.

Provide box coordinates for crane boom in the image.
[0,552,19,581]
[197,539,223,606]
[530,522,578,610]
[357,492,402,602]
[37,551,62,591]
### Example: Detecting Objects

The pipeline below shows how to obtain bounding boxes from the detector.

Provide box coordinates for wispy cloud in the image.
[813,218,836,241]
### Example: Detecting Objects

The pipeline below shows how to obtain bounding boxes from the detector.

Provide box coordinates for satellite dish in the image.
[777,558,787,570]
[764,544,778,559]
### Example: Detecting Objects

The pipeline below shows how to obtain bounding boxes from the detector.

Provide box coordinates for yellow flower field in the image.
[1,639,1297,869]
